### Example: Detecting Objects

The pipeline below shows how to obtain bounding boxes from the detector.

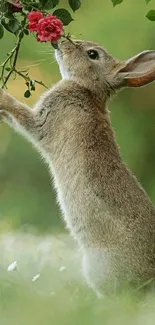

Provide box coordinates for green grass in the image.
[0,232,155,325]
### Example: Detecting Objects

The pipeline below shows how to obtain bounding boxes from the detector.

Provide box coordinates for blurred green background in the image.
[0,0,155,234]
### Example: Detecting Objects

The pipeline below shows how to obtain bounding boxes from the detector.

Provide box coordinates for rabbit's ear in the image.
[116,51,155,88]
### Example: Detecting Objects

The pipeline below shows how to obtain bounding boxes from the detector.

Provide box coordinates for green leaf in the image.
[4,1,14,16]
[146,9,155,21]
[146,0,151,3]
[24,2,41,11]
[4,12,14,19]
[8,18,20,34]
[51,42,59,49]
[41,0,53,9]
[52,0,60,7]
[30,80,35,90]
[39,0,60,8]
[24,90,31,98]
[53,8,73,26]
[68,0,81,11]
[111,0,123,7]
[0,24,4,40]
[24,29,29,35]
[1,19,11,33]
[44,1,53,9]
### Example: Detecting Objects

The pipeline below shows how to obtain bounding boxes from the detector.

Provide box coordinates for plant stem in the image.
[2,41,21,88]
[0,15,27,88]
[14,69,49,89]
[0,13,49,92]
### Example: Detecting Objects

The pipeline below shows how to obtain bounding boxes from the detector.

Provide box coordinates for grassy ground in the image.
[0,233,155,325]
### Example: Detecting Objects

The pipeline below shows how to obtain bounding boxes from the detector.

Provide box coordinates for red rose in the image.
[10,0,23,12]
[37,15,63,43]
[28,11,43,32]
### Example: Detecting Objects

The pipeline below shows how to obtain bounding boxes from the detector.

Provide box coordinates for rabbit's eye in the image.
[87,50,99,60]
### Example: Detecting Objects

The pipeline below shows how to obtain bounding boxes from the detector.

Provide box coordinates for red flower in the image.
[10,0,23,12]
[37,15,63,43]
[28,11,43,32]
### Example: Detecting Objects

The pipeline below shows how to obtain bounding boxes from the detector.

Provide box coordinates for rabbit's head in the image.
[55,39,155,98]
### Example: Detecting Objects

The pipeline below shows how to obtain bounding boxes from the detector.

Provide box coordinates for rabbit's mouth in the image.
[58,39,78,54]
[55,40,75,64]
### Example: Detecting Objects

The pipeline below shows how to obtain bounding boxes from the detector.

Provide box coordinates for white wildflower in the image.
[7,261,17,272]
[59,266,66,272]
[32,274,40,282]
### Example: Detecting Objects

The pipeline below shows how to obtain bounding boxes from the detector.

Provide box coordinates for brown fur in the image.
[1,39,155,296]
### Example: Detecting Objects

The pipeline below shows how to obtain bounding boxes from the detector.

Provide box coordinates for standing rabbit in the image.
[1,39,155,296]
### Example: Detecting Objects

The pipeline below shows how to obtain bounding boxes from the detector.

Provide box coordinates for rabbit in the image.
[1,39,155,296]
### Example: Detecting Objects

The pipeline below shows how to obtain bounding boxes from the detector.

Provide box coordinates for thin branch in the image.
[34,79,49,89]
[14,69,49,89]
[0,13,49,92]
[0,15,27,88]
[2,41,21,88]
